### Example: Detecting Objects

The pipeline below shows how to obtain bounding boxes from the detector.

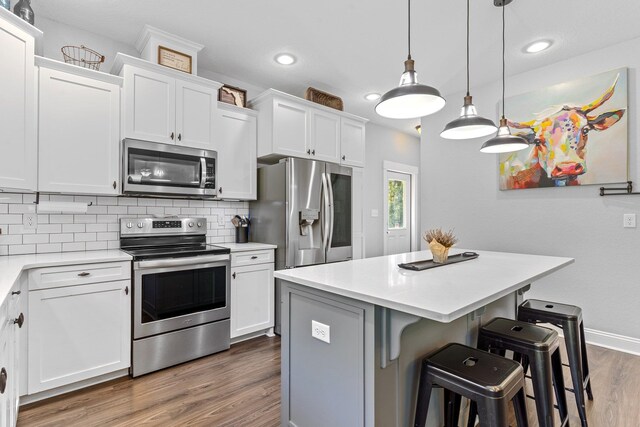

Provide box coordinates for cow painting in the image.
[499,70,627,190]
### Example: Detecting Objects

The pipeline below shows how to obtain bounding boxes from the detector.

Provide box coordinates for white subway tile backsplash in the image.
[1,194,247,256]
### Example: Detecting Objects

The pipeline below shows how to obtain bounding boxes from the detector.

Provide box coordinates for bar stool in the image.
[414,343,529,427]
[467,317,570,427]
[518,299,593,427]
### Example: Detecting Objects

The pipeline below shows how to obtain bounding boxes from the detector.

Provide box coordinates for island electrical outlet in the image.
[311,320,330,344]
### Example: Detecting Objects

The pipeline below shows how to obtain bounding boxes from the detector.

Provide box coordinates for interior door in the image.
[385,171,412,255]
[326,164,353,263]
[286,158,325,267]
[176,80,216,149]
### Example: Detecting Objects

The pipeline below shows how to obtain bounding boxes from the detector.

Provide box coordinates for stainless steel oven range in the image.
[119,217,230,377]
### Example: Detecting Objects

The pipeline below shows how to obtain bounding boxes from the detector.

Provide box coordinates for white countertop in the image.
[216,242,277,252]
[0,250,132,305]
[274,249,574,323]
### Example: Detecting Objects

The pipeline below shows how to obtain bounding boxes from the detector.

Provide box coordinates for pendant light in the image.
[375,0,446,119]
[441,0,497,139]
[480,0,529,154]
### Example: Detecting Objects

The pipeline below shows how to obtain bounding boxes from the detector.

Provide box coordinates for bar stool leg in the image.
[443,389,461,427]
[579,321,594,401]
[466,401,478,427]
[478,398,510,427]
[551,348,570,425]
[529,351,555,427]
[414,367,434,427]
[512,387,530,427]
[564,320,589,427]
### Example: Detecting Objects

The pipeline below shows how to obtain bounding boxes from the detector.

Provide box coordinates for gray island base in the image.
[275,249,574,427]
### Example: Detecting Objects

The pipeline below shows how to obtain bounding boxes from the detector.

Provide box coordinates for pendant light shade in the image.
[375,0,445,119]
[441,0,497,139]
[480,0,529,154]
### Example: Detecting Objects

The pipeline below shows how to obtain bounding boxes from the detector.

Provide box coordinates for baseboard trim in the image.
[583,328,640,356]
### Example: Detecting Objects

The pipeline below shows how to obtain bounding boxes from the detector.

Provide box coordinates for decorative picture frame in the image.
[157,45,192,74]
[218,84,247,108]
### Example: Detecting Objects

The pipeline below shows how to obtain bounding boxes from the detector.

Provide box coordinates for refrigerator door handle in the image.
[321,172,330,251]
[327,173,335,252]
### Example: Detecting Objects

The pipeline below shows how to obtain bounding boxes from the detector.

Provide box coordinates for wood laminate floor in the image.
[18,335,640,426]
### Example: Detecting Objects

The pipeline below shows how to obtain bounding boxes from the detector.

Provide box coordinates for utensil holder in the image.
[235,227,248,243]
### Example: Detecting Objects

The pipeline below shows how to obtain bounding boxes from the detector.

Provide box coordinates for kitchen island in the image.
[274,249,573,427]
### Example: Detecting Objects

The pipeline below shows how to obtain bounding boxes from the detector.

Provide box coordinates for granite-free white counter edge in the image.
[215,242,277,252]
[274,249,574,323]
[0,250,133,305]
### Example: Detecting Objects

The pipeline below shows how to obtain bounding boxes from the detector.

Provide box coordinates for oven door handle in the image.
[135,254,229,269]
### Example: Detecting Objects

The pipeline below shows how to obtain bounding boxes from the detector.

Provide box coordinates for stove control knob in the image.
[197,222,202,228]
[126,222,133,229]
[188,222,194,228]
[137,222,144,228]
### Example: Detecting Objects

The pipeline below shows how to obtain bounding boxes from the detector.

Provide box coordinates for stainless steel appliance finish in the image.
[122,139,217,198]
[120,217,231,377]
[250,158,353,334]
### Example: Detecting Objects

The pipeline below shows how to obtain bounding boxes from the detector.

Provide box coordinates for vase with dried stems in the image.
[423,228,457,264]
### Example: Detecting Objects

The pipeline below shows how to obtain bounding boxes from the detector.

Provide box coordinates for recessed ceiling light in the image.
[524,40,553,54]
[364,93,381,101]
[275,53,296,65]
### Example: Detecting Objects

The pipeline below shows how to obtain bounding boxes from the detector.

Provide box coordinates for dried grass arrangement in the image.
[423,228,457,263]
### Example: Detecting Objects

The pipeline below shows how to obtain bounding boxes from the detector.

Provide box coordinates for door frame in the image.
[382,161,419,255]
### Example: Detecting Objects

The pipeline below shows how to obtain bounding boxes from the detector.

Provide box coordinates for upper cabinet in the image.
[216,103,257,200]
[114,54,219,150]
[0,9,42,192]
[37,58,122,195]
[251,89,367,166]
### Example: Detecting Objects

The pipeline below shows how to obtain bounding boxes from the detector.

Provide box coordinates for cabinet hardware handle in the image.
[178,133,182,141]
[78,272,91,277]
[125,286,129,295]
[170,132,175,140]
[11,290,21,296]
[0,368,6,394]
[232,272,236,279]
[219,187,223,194]
[13,313,24,328]
[312,149,316,155]
[113,181,117,189]
[307,149,311,155]
[342,155,346,161]
[251,256,258,259]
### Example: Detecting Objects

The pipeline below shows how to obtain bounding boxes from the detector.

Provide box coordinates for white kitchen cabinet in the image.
[37,58,122,195]
[0,279,23,427]
[216,103,257,200]
[352,167,365,260]
[252,89,367,166]
[28,263,131,394]
[230,249,275,340]
[116,54,220,149]
[340,118,366,168]
[309,109,340,163]
[0,9,40,192]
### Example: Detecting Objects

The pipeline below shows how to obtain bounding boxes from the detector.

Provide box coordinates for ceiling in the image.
[34,0,640,135]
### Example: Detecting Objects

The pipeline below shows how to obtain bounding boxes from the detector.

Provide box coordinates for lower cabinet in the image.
[0,280,24,427]
[230,250,275,339]
[28,263,131,394]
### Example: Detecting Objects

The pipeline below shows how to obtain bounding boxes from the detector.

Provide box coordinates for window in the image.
[388,179,406,229]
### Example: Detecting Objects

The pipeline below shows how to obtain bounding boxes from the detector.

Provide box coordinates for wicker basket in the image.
[304,87,344,111]
[61,45,105,71]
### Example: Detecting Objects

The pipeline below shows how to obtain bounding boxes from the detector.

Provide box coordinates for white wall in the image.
[365,123,421,258]
[420,36,640,350]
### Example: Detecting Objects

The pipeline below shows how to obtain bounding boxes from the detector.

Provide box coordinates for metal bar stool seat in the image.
[518,299,593,427]
[414,343,529,427]
[468,317,570,427]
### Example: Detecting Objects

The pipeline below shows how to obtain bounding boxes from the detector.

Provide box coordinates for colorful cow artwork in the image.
[499,69,628,190]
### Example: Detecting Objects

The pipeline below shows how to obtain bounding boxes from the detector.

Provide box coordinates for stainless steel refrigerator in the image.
[250,158,353,333]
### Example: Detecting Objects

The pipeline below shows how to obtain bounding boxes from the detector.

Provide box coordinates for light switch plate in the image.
[371,209,379,218]
[623,213,636,228]
[311,320,330,344]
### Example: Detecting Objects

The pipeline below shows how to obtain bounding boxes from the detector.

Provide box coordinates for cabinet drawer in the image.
[28,262,131,290]
[231,250,274,267]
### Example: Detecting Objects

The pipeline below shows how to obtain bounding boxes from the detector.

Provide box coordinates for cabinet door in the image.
[38,67,120,195]
[0,19,36,191]
[340,118,366,168]
[216,107,257,200]
[230,263,274,338]
[272,98,309,158]
[123,66,176,144]
[0,302,10,427]
[28,280,131,394]
[309,109,340,164]
[176,80,216,149]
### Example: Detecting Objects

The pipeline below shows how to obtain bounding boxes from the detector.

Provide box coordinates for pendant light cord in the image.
[501,2,506,118]
[407,0,411,59]
[466,0,470,96]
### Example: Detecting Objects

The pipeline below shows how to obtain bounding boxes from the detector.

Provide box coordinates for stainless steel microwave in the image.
[122,139,217,198]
